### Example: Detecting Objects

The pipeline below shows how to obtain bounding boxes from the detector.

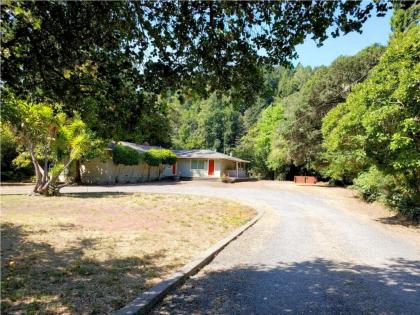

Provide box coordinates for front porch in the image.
[222,161,256,183]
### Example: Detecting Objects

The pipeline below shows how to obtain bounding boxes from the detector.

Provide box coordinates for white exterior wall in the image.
[80,159,115,184]
[178,159,192,177]
[163,163,174,177]
[191,159,208,177]
[176,158,238,178]
[214,159,222,177]
[177,158,210,178]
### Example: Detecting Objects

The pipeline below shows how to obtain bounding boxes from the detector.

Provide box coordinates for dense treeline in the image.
[170,7,419,219]
[234,44,386,178]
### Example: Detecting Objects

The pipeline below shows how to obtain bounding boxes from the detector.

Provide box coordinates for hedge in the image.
[112,145,177,167]
[144,148,177,166]
[112,144,142,165]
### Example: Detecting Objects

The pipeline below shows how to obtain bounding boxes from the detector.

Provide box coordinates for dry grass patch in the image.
[1,192,255,314]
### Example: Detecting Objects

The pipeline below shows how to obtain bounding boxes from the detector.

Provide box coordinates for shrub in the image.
[0,123,33,181]
[144,149,177,166]
[352,166,420,221]
[112,145,141,165]
[160,149,177,165]
[386,191,420,221]
[220,174,231,183]
[144,149,162,166]
[351,166,389,203]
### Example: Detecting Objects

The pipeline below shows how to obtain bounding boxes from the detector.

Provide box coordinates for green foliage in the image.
[276,65,313,99]
[323,26,420,179]
[321,101,369,181]
[235,46,384,179]
[144,150,162,167]
[278,44,384,170]
[391,3,419,33]
[143,149,177,167]
[49,162,65,179]
[352,166,390,203]
[322,25,420,218]
[112,145,142,166]
[159,149,177,165]
[170,92,244,153]
[1,95,101,194]
[352,166,420,220]
[0,123,33,180]
[236,103,284,178]
[386,189,420,221]
[1,1,388,104]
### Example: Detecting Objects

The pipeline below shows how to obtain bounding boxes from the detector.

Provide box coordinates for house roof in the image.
[117,141,161,152]
[117,141,249,163]
[172,149,249,163]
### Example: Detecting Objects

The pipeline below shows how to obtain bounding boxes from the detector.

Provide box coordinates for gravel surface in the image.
[2,181,419,314]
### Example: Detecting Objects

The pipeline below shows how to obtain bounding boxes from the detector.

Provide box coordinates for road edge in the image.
[114,210,264,315]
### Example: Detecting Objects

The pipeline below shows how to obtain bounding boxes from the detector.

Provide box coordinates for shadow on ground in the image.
[376,215,419,227]
[62,192,132,198]
[155,258,420,314]
[1,223,170,314]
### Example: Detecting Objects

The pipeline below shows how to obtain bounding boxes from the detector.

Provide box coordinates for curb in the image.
[115,210,264,315]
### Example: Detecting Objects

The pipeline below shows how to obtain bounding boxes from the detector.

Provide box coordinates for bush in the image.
[352,166,420,221]
[160,149,177,165]
[0,123,33,181]
[112,145,142,165]
[386,191,420,221]
[144,149,177,167]
[351,166,389,203]
[144,149,162,166]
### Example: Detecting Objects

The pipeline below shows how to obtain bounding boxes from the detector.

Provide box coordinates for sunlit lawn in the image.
[1,192,255,314]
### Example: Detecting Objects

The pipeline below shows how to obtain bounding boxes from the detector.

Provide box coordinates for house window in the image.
[191,159,205,169]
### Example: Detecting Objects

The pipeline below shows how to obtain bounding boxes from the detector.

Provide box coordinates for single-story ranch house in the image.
[76,141,249,184]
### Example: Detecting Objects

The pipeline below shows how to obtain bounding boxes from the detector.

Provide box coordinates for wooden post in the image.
[236,162,239,178]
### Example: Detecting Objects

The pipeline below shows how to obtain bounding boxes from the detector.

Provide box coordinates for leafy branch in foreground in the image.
[1,1,390,106]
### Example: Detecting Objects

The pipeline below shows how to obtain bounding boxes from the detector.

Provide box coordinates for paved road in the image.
[2,182,419,314]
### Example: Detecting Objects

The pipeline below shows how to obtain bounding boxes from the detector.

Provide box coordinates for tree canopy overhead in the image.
[2,0,390,102]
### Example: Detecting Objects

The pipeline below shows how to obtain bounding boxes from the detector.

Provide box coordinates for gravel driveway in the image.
[2,181,419,314]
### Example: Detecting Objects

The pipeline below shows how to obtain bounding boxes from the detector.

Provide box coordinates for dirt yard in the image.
[0,192,255,314]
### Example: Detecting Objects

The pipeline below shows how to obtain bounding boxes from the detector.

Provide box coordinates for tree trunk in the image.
[74,159,82,184]
[31,158,73,196]
[28,144,44,195]
[39,159,73,194]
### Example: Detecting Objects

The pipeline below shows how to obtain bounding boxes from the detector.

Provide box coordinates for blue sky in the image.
[293,9,393,68]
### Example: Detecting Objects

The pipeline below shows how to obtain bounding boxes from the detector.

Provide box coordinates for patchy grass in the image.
[1,192,255,314]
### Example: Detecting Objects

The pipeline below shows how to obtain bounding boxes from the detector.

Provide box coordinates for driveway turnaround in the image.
[2,181,419,314]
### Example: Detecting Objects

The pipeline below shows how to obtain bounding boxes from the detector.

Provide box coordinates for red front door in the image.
[172,163,176,175]
[208,160,214,176]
